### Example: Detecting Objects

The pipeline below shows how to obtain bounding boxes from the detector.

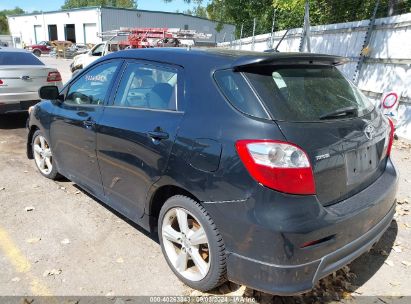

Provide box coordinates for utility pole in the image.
[239,23,243,50]
[299,0,311,52]
[388,0,398,16]
[251,18,256,51]
[269,10,276,49]
[352,0,380,85]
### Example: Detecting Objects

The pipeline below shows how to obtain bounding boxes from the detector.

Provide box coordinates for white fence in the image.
[218,13,411,140]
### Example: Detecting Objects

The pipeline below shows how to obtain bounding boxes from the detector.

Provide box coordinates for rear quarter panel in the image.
[149,60,286,205]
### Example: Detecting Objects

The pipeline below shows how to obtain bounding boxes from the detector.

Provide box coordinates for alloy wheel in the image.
[33,135,53,175]
[162,207,211,281]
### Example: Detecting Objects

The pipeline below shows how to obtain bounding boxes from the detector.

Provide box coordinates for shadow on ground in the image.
[0,113,28,129]
[67,182,159,243]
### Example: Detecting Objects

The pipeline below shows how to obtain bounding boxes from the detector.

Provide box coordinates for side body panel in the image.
[97,108,184,220]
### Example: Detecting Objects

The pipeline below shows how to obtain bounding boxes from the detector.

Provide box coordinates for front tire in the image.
[32,130,59,180]
[158,195,227,291]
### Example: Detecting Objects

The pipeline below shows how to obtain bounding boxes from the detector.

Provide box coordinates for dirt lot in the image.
[0,57,410,303]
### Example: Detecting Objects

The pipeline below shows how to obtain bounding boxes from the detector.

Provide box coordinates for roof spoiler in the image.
[232,53,349,71]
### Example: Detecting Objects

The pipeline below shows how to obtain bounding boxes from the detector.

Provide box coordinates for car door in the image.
[96,61,185,220]
[50,60,122,197]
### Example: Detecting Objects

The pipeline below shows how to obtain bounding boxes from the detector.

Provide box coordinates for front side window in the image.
[244,65,375,122]
[65,61,120,106]
[91,44,104,56]
[114,63,178,111]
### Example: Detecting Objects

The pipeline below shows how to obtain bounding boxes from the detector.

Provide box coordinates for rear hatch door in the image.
[241,61,390,206]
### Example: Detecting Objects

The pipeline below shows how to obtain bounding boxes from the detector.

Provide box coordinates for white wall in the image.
[7,8,101,46]
[218,13,411,140]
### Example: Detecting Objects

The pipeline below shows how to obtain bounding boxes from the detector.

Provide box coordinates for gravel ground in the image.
[0,57,410,302]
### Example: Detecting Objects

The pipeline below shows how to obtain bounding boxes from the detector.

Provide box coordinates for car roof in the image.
[104,47,348,70]
[0,47,32,53]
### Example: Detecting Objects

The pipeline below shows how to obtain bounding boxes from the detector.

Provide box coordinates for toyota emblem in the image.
[364,124,375,140]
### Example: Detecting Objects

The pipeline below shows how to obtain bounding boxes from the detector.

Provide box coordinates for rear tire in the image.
[33,49,41,57]
[158,195,227,291]
[32,130,59,180]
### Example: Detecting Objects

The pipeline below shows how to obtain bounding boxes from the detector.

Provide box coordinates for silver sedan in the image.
[0,47,62,114]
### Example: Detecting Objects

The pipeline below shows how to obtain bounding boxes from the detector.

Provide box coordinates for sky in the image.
[0,0,197,13]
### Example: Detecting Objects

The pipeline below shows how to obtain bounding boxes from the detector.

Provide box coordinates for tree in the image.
[167,0,208,18]
[206,0,274,35]
[182,5,208,18]
[61,0,137,9]
[181,0,411,38]
[0,7,24,35]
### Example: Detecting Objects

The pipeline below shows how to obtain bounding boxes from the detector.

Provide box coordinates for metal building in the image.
[7,6,235,48]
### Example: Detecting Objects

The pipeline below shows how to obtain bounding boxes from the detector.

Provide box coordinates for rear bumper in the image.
[203,158,398,295]
[0,92,40,104]
[0,99,40,114]
[226,203,394,295]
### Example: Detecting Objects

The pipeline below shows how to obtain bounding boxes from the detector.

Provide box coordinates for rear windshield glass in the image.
[244,65,374,122]
[0,52,44,66]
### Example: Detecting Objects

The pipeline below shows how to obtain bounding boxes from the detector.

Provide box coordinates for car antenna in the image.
[273,29,289,52]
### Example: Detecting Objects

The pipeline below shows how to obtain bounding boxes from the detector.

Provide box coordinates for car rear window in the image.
[0,52,44,66]
[244,65,374,122]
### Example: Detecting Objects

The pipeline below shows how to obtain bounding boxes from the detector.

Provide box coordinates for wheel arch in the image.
[147,184,199,232]
[27,125,40,159]
[32,48,42,56]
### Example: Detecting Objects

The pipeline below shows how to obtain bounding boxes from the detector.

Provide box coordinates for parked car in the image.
[0,47,62,115]
[156,37,181,47]
[25,41,53,57]
[27,48,398,295]
[70,41,119,73]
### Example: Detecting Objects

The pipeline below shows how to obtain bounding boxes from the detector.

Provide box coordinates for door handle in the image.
[148,130,169,140]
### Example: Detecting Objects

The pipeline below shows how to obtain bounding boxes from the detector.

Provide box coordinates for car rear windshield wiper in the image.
[319,106,358,120]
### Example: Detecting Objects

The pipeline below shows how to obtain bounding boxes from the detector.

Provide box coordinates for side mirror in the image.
[39,86,60,100]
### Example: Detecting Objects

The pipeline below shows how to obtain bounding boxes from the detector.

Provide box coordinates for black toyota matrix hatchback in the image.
[27,48,398,295]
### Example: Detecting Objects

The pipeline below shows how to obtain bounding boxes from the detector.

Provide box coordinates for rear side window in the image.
[244,66,374,122]
[0,52,44,65]
[214,70,268,119]
[114,63,178,111]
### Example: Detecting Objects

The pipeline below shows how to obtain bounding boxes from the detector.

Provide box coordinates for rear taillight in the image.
[235,140,316,195]
[0,79,3,84]
[47,71,62,82]
[386,117,395,157]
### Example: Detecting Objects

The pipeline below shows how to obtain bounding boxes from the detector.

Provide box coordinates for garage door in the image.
[83,23,98,44]
[34,25,43,43]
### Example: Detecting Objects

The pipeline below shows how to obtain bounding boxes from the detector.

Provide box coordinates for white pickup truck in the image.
[70,41,119,73]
